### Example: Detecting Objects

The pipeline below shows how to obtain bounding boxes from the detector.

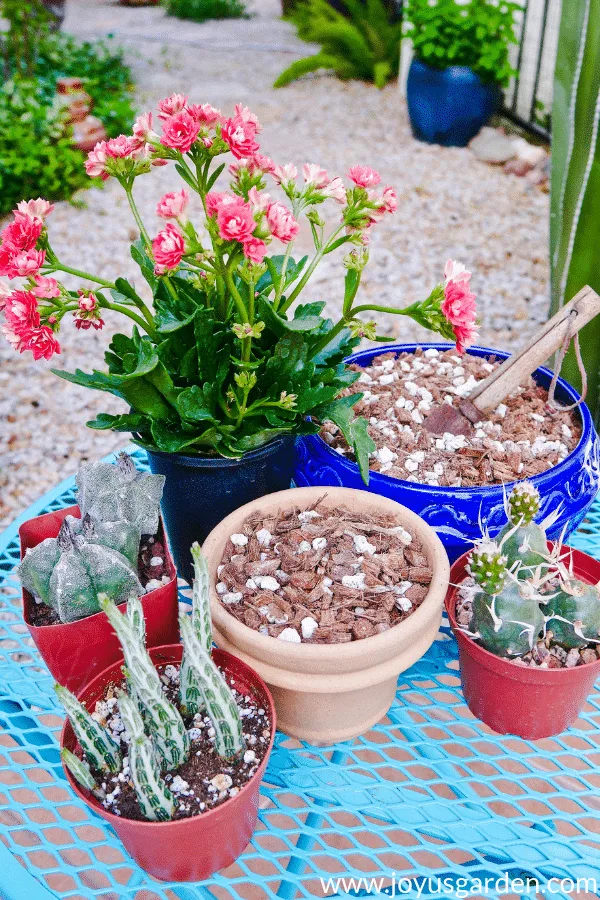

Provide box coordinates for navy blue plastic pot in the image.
[406,58,500,147]
[294,343,600,563]
[146,437,296,584]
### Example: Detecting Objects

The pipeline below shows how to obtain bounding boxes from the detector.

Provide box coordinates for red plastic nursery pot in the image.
[19,505,179,694]
[61,644,276,882]
[446,545,600,739]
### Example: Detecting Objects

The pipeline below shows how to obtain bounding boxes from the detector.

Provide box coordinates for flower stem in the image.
[45,263,115,289]
[104,302,157,339]
[125,188,153,252]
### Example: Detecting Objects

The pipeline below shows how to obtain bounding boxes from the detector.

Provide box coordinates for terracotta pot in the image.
[446,546,600,738]
[20,506,179,694]
[61,645,276,882]
[204,486,450,744]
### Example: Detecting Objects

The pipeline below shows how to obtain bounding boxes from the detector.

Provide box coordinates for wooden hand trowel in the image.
[424,285,600,437]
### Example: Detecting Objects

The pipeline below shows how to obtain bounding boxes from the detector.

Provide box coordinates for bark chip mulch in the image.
[217,496,433,644]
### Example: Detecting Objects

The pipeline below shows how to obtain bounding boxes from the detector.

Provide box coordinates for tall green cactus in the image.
[61,748,106,800]
[55,684,122,773]
[99,595,189,770]
[550,0,600,421]
[118,691,175,822]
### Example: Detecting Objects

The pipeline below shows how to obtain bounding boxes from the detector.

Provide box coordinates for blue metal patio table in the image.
[1,448,600,900]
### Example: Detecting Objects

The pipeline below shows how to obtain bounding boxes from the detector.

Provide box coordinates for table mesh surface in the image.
[1,449,600,900]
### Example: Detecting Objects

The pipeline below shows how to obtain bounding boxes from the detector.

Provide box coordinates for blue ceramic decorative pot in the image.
[406,58,500,147]
[294,343,600,563]
[146,437,296,584]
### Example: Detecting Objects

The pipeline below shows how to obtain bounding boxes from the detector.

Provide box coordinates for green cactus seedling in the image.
[467,540,509,596]
[471,580,545,657]
[61,748,106,801]
[55,684,122,773]
[544,578,600,649]
[497,482,547,572]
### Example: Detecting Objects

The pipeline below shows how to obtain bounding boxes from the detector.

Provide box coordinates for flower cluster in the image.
[441,261,478,353]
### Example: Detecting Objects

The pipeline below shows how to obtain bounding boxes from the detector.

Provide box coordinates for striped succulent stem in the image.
[179,614,245,758]
[99,595,189,770]
[55,684,121,773]
[118,691,175,822]
[61,748,106,800]
[550,0,600,422]
[126,592,146,644]
[190,542,213,652]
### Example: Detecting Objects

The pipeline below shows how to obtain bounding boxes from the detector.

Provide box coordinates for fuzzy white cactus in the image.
[180,614,245,759]
[99,594,189,770]
[118,691,175,822]
[55,684,121,773]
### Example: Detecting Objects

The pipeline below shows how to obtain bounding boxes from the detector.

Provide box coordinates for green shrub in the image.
[0,0,135,215]
[274,0,402,89]
[403,0,521,88]
[163,0,247,23]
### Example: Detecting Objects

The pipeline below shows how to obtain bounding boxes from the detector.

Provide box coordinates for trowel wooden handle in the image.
[470,285,600,414]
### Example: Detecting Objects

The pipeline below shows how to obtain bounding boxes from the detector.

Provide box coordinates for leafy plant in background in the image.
[549,0,600,424]
[0,0,135,215]
[403,0,521,88]
[0,96,477,481]
[274,0,403,89]
[162,0,247,23]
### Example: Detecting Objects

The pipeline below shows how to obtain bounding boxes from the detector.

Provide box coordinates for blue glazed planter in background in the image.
[406,58,500,147]
[294,343,600,563]
[146,437,296,584]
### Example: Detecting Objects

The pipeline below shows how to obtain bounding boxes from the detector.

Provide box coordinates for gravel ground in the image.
[0,0,550,529]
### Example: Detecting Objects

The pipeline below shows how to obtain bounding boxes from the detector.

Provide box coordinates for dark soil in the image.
[323,349,582,487]
[84,664,270,821]
[217,497,433,643]
[27,530,171,628]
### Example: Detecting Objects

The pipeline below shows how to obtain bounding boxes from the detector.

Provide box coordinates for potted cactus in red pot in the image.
[0,96,476,584]
[57,545,275,882]
[446,481,600,739]
[18,452,178,692]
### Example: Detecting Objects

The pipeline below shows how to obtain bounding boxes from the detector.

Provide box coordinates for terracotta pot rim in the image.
[205,486,450,663]
[446,546,600,683]
[60,644,276,830]
[19,506,177,631]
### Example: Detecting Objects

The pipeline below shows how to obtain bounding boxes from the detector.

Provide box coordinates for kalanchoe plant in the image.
[18,452,164,622]
[463,482,600,659]
[0,96,477,479]
[57,545,252,821]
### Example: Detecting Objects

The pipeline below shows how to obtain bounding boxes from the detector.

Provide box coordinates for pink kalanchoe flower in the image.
[266,201,299,243]
[205,191,227,218]
[272,163,298,187]
[380,186,397,215]
[24,326,61,360]
[252,153,275,173]
[242,237,268,264]
[105,135,135,159]
[247,187,271,212]
[11,248,45,277]
[441,261,477,354]
[74,293,104,330]
[2,214,43,252]
[4,290,40,333]
[156,189,189,220]
[131,112,157,151]
[322,176,347,204]
[221,107,261,160]
[157,93,189,121]
[16,198,54,223]
[32,275,61,299]
[160,110,201,154]
[187,103,222,126]
[152,224,186,270]
[0,280,11,310]
[216,197,256,242]
[85,141,109,180]
[349,166,381,188]
[77,292,98,312]
[302,163,330,189]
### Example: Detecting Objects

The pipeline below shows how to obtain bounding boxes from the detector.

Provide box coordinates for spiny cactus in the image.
[180,614,245,758]
[471,580,546,657]
[497,482,547,572]
[99,595,189,770]
[467,540,509,596]
[118,691,175,822]
[61,748,106,801]
[77,453,165,537]
[544,579,600,649]
[55,684,121,773]
[66,513,141,568]
[19,518,143,623]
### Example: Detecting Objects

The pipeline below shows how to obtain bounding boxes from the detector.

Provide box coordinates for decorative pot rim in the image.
[19,506,177,632]
[138,435,295,467]
[410,57,501,85]
[205,485,450,664]
[60,644,276,829]
[303,341,593,496]
[445,544,600,683]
